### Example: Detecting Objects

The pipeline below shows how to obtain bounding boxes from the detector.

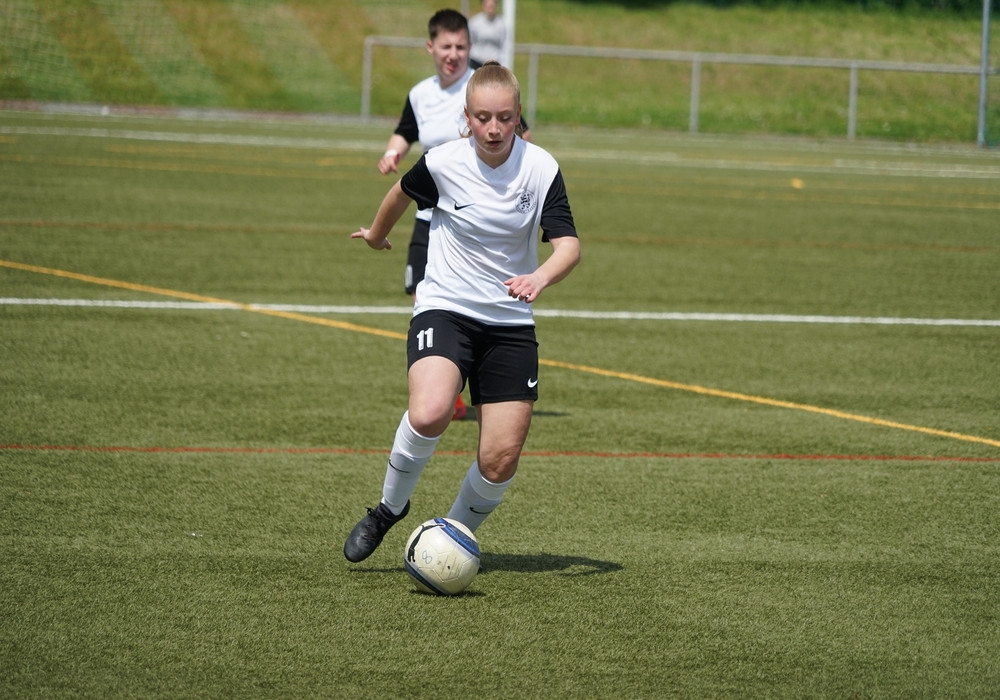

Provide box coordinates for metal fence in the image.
[361,35,995,141]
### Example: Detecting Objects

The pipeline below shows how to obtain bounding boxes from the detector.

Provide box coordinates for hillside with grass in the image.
[1,0,996,141]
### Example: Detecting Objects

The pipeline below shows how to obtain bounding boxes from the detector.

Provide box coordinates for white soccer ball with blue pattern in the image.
[403,518,480,596]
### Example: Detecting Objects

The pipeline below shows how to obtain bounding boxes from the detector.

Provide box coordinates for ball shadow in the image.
[353,552,622,577]
[480,552,623,576]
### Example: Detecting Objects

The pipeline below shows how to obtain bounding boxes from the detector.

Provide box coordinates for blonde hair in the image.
[467,60,520,103]
[465,60,524,136]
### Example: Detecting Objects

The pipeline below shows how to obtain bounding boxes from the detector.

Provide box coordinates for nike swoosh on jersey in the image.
[453,202,475,210]
[527,378,538,388]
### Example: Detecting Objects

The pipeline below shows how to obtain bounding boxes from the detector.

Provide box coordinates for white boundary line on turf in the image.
[0,125,382,153]
[5,125,1000,180]
[3,298,998,327]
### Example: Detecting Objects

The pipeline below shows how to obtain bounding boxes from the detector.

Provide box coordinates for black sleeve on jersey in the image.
[393,98,420,144]
[540,169,577,242]
[399,155,439,211]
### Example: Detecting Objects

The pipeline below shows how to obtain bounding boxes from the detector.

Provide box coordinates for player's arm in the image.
[351,181,413,251]
[378,134,411,175]
[542,235,581,287]
[504,169,579,302]
[504,235,580,303]
[379,98,419,174]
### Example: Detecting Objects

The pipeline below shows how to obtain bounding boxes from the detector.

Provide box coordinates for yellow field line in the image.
[539,358,1000,449]
[4,258,997,449]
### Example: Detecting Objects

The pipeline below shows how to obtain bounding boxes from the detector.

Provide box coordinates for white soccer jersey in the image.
[405,68,473,152]
[396,68,475,222]
[401,136,577,326]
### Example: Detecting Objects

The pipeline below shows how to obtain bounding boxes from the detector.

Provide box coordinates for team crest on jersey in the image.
[514,189,536,214]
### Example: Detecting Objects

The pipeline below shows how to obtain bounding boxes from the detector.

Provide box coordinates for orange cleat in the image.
[452,395,469,421]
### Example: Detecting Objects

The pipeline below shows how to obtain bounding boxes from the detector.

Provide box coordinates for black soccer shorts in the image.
[406,309,539,405]
[404,218,431,296]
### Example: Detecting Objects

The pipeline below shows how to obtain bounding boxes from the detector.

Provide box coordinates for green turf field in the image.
[1,109,999,697]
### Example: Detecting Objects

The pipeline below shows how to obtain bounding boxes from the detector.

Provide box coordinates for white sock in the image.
[381,411,439,515]
[446,461,513,532]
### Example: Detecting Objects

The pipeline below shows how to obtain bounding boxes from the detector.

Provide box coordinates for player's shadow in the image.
[480,552,622,576]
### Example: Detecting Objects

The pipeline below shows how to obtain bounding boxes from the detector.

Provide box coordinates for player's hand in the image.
[504,275,541,303]
[377,151,400,175]
[351,228,391,251]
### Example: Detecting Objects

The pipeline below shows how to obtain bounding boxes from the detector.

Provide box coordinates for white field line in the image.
[5,125,1000,180]
[0,125,382,153]
[3,298,998,327]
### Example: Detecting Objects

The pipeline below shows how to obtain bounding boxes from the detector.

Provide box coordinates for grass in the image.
[0,0,996,142]
[1,109,999,696]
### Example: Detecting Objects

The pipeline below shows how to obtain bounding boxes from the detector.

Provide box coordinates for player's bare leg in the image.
[344,357,462,562]
[406,355,465,437]
[446,400,532,532]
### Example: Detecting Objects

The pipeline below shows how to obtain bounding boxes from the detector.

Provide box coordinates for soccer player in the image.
[344,61,580,563]
[377,9,530,421]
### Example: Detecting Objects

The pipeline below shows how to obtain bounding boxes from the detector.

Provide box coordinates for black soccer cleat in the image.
[343,500,410,563]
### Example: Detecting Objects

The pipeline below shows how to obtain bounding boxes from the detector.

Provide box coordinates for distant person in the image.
[468,0,507,66]
[344,61,581,564]
[377,8,529,421]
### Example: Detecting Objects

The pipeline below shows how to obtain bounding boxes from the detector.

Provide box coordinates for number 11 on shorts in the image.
[416,327,434,351]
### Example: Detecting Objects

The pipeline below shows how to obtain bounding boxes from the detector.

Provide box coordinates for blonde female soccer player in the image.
[344,61,581,563]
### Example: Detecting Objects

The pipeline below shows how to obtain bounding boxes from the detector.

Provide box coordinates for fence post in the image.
[361,36,373,121]
[847,63,858,141]
[977,0,991,147]
[689,56,701,134]
[527,49,539,129]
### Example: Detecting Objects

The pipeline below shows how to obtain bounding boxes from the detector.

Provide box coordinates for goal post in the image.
[502,0,516,70]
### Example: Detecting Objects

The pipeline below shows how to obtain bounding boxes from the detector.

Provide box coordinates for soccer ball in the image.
[403,518,480,596]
